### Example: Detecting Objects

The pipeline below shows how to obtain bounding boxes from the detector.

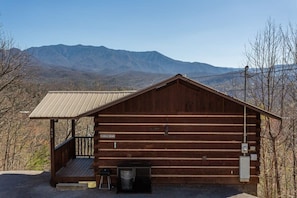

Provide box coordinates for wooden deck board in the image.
[56,158,95,182]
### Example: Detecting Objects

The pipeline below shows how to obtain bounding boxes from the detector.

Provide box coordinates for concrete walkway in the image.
[0,171,257,198]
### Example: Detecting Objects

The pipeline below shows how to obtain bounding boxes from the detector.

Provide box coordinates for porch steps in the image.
[56,183,88,191]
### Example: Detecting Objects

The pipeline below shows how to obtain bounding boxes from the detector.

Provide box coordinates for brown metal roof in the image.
[29,91,135,119]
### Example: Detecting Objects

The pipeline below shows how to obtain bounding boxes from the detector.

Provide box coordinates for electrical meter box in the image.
[241,143,249,154]
[240,156,250,182]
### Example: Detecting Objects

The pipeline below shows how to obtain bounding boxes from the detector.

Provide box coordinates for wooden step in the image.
[56,183,88,191]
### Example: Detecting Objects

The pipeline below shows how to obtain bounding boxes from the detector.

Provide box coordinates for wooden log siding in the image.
[94,114,260,184]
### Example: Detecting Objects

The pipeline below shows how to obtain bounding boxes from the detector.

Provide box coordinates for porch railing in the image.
[75,136,94,157]
[54,137,94,173]
[54,137,75,173]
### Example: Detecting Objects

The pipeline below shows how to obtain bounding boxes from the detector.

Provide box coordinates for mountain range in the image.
[25,44,237,75]
[24,44,241,90]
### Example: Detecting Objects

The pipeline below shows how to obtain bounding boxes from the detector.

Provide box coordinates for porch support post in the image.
[93,115,99,175]
[50,119,56,187]
[71,119,75,138]
[71,119,76,159]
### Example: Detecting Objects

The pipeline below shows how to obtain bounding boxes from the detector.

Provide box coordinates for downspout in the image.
[239,66,250,183]
[243,66,249,147]
[244,106,247,143]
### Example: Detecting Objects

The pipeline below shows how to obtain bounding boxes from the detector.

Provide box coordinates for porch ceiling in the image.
[29,91,135,119]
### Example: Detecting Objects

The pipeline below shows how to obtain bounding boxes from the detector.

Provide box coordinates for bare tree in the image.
[284,24,297,198]
[0,30,27,115]
[245,19,296,198]
[0,28,30,170]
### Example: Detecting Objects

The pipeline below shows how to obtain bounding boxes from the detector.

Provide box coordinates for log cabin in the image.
[29,74,281,195]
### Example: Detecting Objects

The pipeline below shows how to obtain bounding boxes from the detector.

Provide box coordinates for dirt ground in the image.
[0,171,257,198]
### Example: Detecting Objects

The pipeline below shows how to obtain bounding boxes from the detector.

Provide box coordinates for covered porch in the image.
[50,128,95,185]
[29,91,134,186]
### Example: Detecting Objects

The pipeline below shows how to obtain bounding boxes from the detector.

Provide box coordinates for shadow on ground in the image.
[0,171,257,198]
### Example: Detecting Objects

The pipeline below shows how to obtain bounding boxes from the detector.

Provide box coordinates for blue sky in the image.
[0,0,296,67]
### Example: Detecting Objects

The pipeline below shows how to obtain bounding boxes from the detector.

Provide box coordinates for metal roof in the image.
[29,74,281,121]
[29,91,135,119]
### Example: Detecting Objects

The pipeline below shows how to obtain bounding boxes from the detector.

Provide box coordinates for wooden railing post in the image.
[75,137,94,157]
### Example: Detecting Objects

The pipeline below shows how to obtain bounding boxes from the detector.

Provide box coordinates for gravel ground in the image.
[0,171,257,198]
